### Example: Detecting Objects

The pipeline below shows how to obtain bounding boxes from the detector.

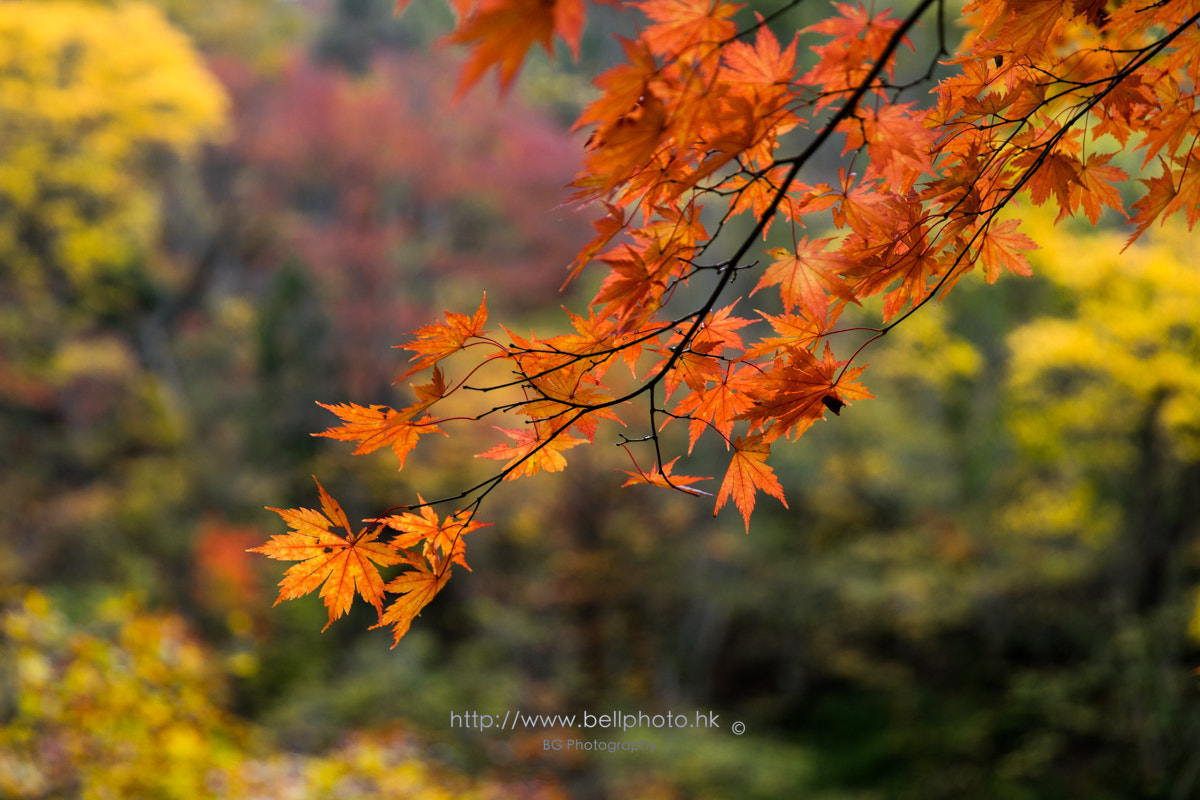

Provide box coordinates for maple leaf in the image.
[800,2,907,108]
[1124,155,1200,247]
[1020,149,1081,211]
[443,0,585,97]
[580,88,670,201]
[373,552,452,647]
[1139,78,1197,167]
[1071,152,1129,224]
[378,499,490,570]
[315,367,448,469]
[976,218,1038,283]
[670,362,757,451]
[839,102,935,192]
[831,174,898,237]
[805,0,902,53]
[722,170,816,238]
[722,22,798,90]
[752,239,858,319]
[254,479,403,630]
[314,402,442,470]
[572,36,660,136]
[559,306,648,377]
[566,201,628,285]
[396,295,488,380]
[713,434,788,532]
[684,302,754,356]
[654,345,726,399]
[737,343,872,440]
[1126,159,1180,248]
[476,424,588,479]
[620,456,712,495]
[591,242,669,324]
[638,0,740,60]
[973,0,1068,53]
[839,212,945,321]
[742,309,833,359]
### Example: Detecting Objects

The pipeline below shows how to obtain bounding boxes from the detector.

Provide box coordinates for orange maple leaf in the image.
[685,302,755,356]
[475,424,588,479]
[637,0,740,60]
[373,552,452,647]
[378,499,490,571]
[737,343,872,440]
[752,238,858,319]
[1019,148,1081,211]
[566,201,629,285]
[443,0,585,97]
[839,102,935,192]
[396,295,488,380]
[1072,152,1128,224]
[254,479,403,630]
[620,456,712,495]
[800,2,906,108]
[654,345,726,399]
[722,21,798,91]
[713,434,787,532]
[580,88,670,201]
[721,170,822,238]
[592,240,672,325]
[975,218,1037,283]
[1125,158,1179,248]
[670,362,757,451]
[315,368,448,469]
[742,309,834,359]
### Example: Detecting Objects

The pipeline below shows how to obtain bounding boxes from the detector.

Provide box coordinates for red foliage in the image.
[209,52,590,396]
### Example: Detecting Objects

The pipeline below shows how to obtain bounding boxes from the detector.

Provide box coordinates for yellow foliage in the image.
[1000,209,1200,593]
[1008,212,1200,464]
[1189,590,1200,643]
[0,590,567,800]
[997,476,1119,546]
[0,1,226,289]
[0,590,244,800]
[871,301,982,389]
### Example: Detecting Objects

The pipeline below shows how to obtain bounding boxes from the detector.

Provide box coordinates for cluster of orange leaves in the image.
[255,0,1200,644]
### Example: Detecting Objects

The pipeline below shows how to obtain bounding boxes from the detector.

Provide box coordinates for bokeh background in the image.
[2,0,1200,798]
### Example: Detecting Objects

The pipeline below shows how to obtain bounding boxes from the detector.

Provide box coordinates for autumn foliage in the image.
[256,0,1200,644]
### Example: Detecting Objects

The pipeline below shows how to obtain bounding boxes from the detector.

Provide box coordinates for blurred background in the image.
[2,0,1199,798]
